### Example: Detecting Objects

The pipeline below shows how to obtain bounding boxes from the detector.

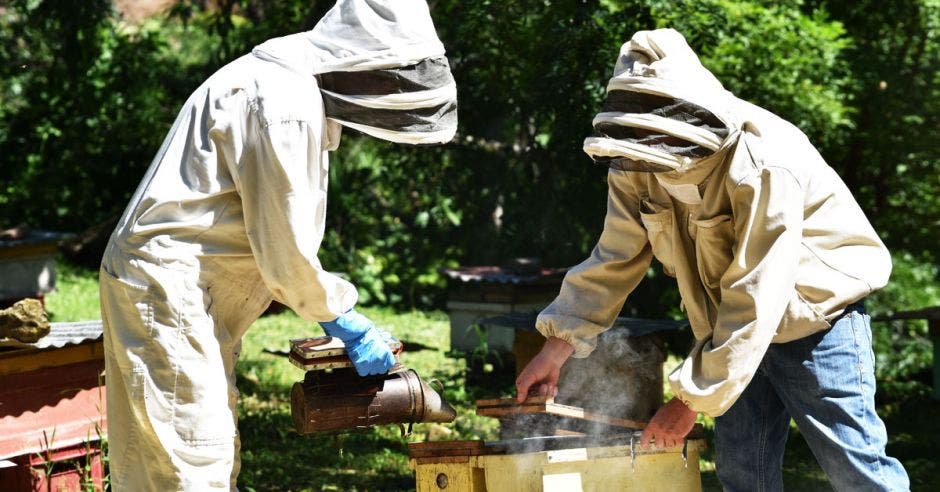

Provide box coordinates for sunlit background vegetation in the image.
[6,0,938,490]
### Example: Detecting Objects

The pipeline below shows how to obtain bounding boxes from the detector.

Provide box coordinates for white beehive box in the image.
[0,230,69,301]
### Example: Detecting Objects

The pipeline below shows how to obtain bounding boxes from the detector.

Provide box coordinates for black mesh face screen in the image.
[600,90,728,139]
[591,124,713,158]
[321,95,456,132]
[591,155,677,172]
[317,57,454,96]
[317,56,456,136]
[591,90,728,165]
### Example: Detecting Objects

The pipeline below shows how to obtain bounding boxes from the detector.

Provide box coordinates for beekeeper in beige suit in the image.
[517,29,909,491]
[99,0,456,489]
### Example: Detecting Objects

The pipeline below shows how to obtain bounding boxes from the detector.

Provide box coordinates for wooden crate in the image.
[0,441,105,492]
[0,336,107,491]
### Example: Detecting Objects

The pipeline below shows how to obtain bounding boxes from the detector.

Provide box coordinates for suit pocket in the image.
[99,267,155,364]
[640,203,677,277]
[692,214,735,291]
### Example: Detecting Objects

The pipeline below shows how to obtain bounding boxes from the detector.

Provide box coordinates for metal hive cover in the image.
[0,320,102,350]
[440,265,568,285]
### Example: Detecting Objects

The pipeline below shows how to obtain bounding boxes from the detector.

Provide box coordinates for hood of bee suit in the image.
[584,29,744,174]
[251,0,457,145]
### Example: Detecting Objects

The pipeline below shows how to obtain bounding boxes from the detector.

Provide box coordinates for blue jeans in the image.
[714,307,910,491]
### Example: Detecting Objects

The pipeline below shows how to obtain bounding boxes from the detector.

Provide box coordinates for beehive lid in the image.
[440,261,567,286]
[0,228,72,260]
[480,313,688,336]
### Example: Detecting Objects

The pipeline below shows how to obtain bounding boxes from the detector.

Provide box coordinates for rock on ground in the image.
[0,298,50,343]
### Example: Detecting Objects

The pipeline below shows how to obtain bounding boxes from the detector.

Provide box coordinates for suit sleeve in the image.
[233,118,357,322]
[535,169,654,358]
[669,166,804,416]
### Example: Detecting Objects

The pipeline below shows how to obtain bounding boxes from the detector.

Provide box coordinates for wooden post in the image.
[931,319,940,401]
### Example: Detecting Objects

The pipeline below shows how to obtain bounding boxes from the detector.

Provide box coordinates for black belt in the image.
[832,298,866,324]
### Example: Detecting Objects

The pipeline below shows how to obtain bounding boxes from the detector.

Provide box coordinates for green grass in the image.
[45,259,939,491]
[44,260,102,322]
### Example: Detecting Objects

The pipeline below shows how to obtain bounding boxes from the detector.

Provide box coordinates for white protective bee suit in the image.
[98,0,456,489]
[535,29,892,417]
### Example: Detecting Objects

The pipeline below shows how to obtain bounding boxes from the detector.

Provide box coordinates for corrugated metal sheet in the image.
[35,320,103,348]
[0,320,102,350]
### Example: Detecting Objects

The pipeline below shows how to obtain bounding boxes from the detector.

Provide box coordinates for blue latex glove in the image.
[320,309,396,376]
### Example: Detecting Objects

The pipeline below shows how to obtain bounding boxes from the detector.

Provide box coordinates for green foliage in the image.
[319,139,468,306]
[431,1,648,264]
[868,253,939,399]
[0,0,178,228]
[649,0,855,154]
[166,0,331,65]
[809,0,940,261]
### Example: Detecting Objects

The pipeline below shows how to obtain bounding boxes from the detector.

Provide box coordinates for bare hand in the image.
[515,337,575,402]
[640,397,697,449]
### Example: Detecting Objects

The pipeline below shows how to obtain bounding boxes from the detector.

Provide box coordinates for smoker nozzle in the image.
[417,375,457,423]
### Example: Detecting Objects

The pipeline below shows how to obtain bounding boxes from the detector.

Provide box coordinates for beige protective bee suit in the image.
[536,29,891,417]
[99,0,456,489]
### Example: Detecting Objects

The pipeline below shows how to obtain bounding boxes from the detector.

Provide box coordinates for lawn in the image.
[45,260,938,491]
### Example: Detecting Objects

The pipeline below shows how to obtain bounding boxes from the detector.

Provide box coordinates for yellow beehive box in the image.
[411,439,705,492]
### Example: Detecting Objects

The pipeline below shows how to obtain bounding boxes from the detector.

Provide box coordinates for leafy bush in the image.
[812,0,940,262]
[868,253,939,399]
[319,139,468,306]
[0,0,177,228]
[649,0,854,155]
[1,4,937,399]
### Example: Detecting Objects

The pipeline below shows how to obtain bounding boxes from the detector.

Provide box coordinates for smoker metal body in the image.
[291,368,456,433]
[289,336,456,434]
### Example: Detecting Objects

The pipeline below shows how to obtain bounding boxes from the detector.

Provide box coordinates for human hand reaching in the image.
[515,337,575,402]
[640,397,697,449]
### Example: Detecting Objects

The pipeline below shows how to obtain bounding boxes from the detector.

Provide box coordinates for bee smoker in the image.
[289,336,456,434]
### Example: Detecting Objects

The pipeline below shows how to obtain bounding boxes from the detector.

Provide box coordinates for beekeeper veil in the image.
[584,29,741,172]
[312,0,457,144]
[252,0,456,145]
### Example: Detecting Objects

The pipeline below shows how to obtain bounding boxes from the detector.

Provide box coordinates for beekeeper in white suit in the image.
[99,0,456,489]
[516,29,909,490]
